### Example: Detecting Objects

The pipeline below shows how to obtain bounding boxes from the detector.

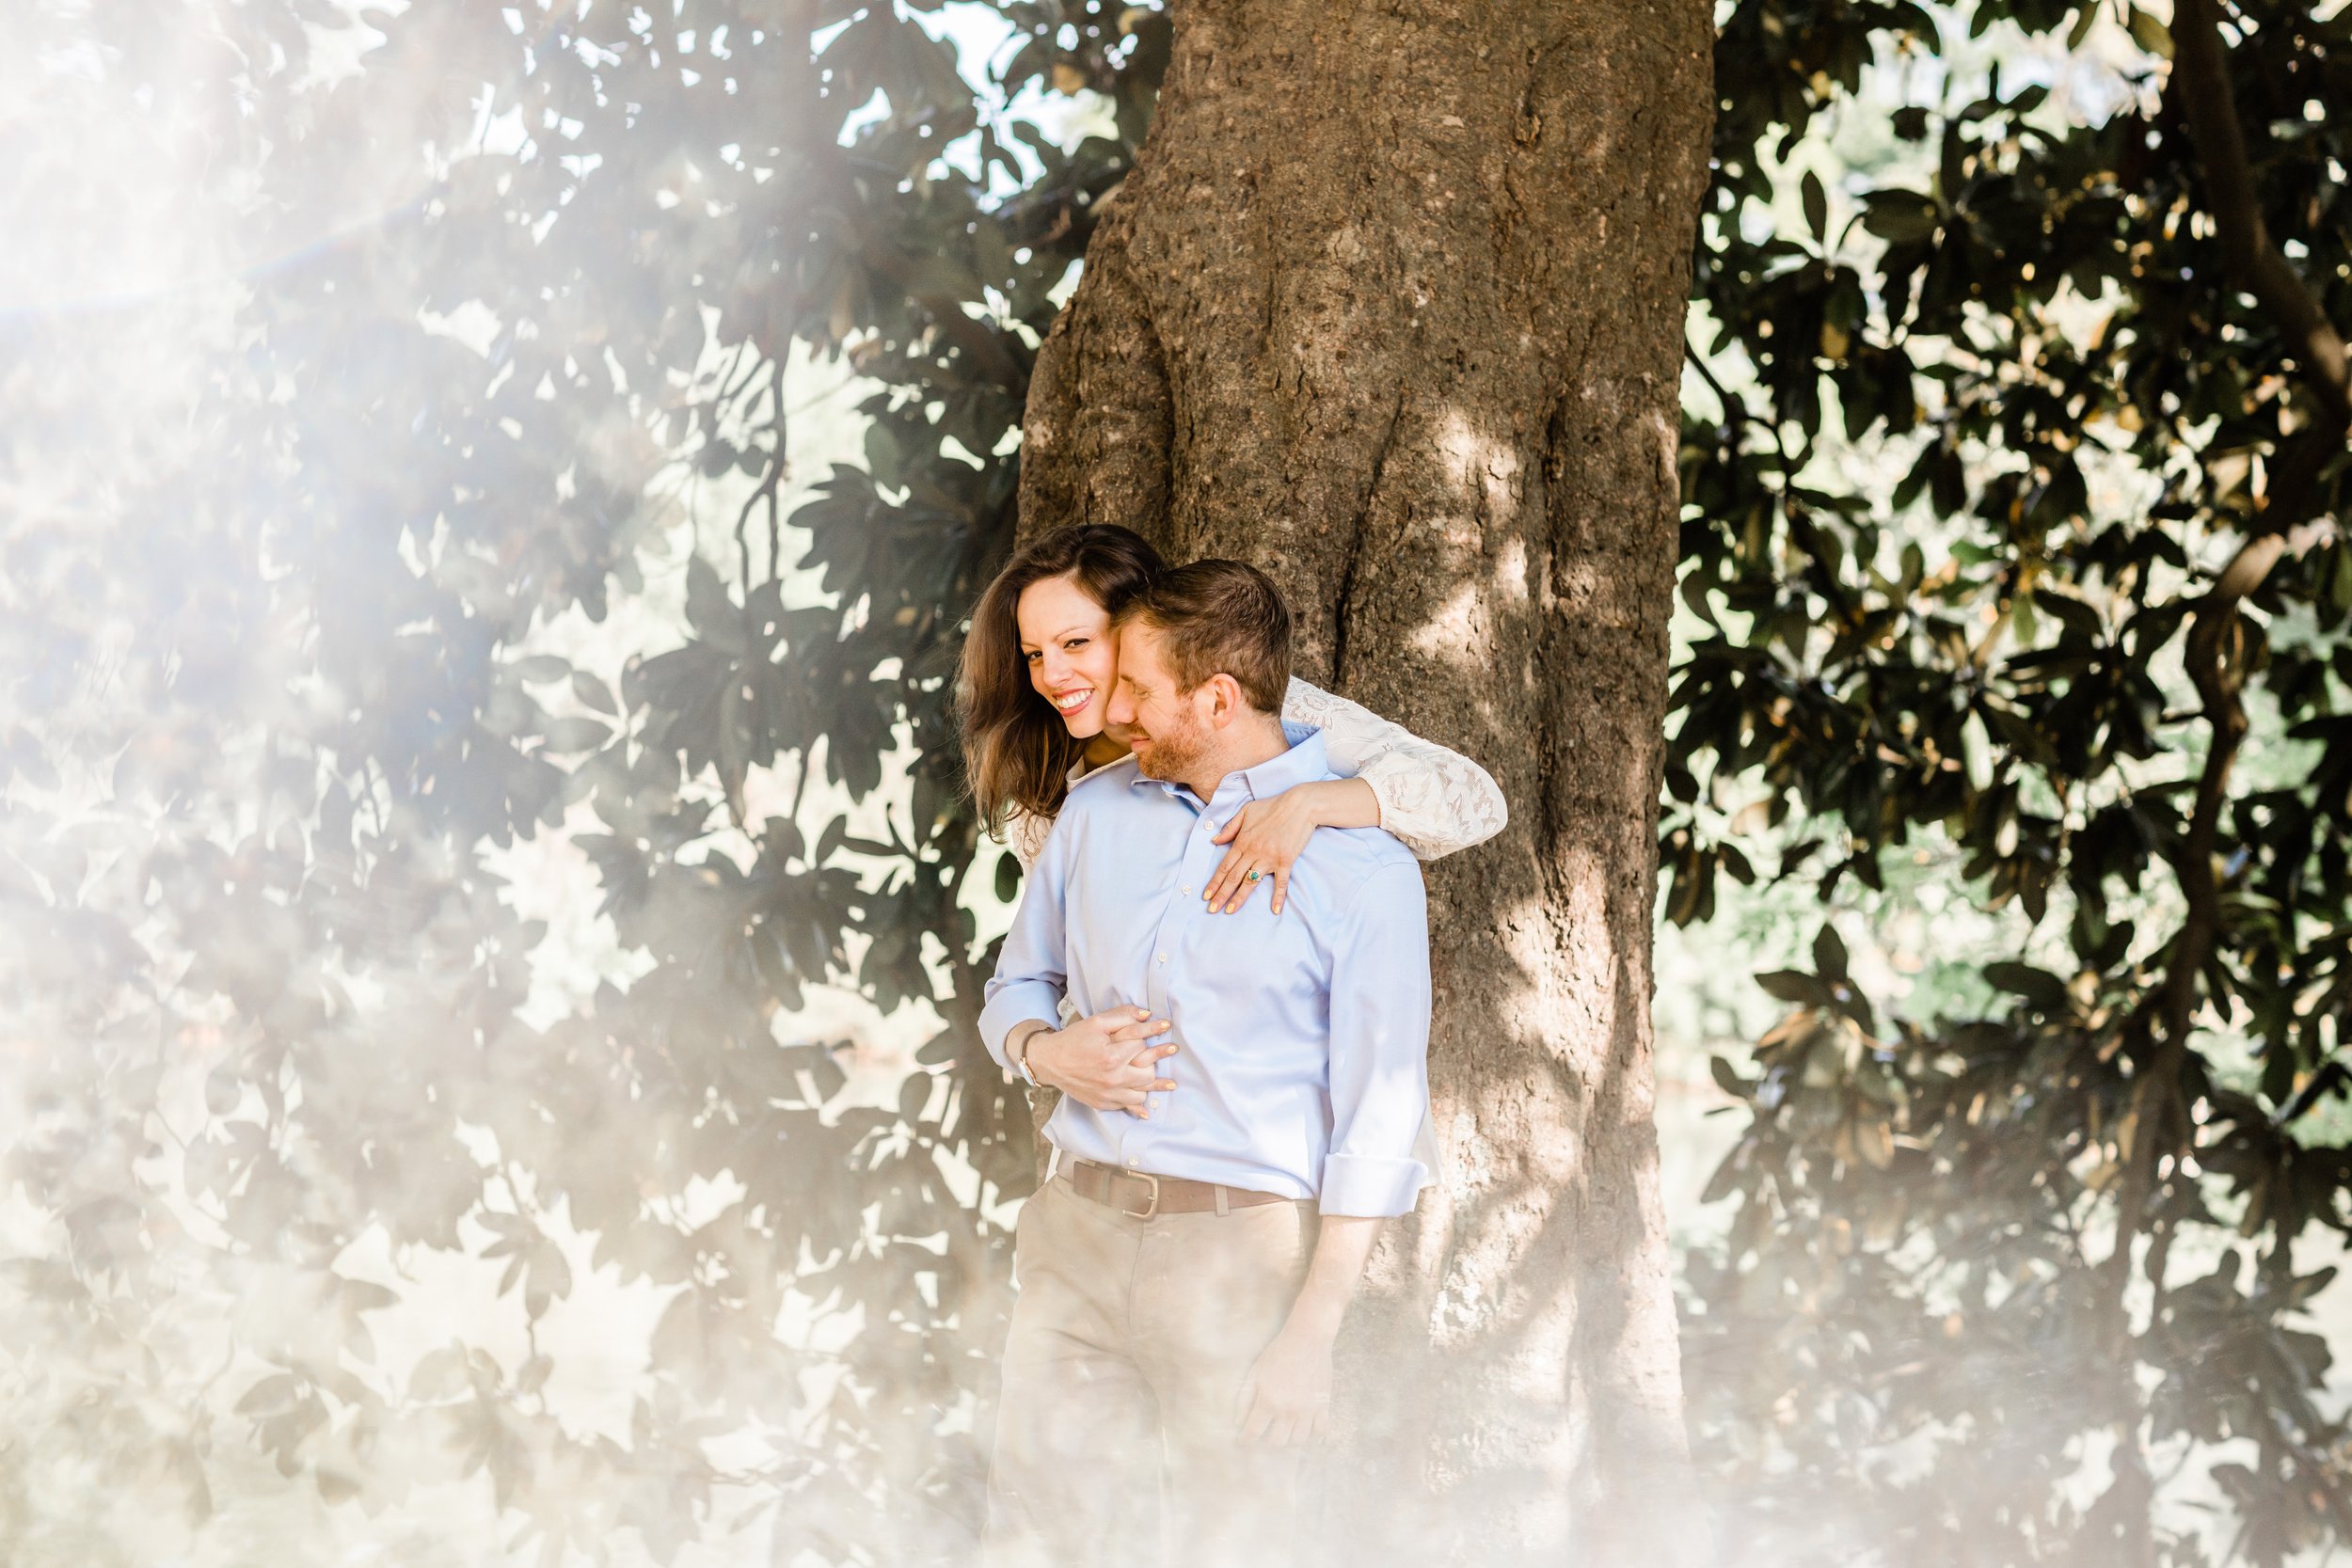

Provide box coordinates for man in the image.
[977,559,1434,1568]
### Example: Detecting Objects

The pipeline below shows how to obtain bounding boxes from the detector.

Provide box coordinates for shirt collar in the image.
[1130,721,1329,810]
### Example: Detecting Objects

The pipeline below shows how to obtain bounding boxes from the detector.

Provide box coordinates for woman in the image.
[960,521,1503,1158]
[959,522,1507,908]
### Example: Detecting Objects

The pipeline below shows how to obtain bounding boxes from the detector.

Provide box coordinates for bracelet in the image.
[1010,1022,1046,1087]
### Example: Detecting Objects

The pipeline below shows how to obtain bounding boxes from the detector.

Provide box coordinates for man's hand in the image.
[1234,1213,1381,1448]
[1025,1006,1176,1117]
[1235,1323,1334,1448]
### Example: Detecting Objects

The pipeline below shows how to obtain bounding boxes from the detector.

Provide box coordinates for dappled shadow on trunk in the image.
[1009,0,1719,1549]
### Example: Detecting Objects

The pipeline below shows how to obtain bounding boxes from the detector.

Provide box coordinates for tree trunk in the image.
[1016,3,1716,1561]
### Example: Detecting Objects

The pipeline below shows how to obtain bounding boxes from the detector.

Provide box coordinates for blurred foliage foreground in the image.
[0,2,2349,1566]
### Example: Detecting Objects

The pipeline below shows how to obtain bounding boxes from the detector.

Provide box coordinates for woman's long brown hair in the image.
[959,524,1166,837]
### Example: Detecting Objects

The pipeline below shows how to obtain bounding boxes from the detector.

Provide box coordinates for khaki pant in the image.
[983,1169,1321,1568]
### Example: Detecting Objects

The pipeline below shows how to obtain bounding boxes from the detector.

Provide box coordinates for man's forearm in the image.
[1283,1214,1383,1340]
[977,979,1062,1072]
[1004,1018,1052,1081]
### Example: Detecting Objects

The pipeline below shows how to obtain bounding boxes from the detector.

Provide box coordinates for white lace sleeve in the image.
[1003,806,1054,872]
[1280,676,1508,861]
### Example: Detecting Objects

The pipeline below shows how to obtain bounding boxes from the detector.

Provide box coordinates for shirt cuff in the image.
[1317,1154,1429,1217]
[978,985,1064,1075]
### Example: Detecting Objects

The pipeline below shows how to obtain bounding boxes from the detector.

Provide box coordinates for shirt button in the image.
[1182,886,1192,896]
[1128,1157,1140,1167]
[1156,953,1168,964]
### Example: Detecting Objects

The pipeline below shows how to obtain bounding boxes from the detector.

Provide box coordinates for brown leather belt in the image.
[1065,1158,1292,1219]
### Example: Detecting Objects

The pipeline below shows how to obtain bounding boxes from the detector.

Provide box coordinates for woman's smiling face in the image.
[1016,571,1119,738]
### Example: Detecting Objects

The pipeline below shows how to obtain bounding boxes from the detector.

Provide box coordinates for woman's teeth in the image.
[1053,689,1091,713]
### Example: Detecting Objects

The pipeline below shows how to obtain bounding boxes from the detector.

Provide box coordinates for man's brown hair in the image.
[1112,558,1292,712]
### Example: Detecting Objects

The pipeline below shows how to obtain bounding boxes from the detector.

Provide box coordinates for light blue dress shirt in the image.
[978,726,1434,1217]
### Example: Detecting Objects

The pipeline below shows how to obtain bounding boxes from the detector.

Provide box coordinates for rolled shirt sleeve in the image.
[977,814,1072,1075]
[1318,858,1435,1217]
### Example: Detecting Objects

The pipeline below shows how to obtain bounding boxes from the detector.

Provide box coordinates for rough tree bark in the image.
[1015,3,1715,1562]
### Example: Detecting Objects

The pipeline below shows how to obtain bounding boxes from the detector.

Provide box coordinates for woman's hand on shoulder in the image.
[1204,779,1375,915]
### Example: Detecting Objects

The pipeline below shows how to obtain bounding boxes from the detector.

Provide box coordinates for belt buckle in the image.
[1120,1171,1161,1219]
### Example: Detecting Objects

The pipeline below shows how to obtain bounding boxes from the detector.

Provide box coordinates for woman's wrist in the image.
[1308,777,1383,831]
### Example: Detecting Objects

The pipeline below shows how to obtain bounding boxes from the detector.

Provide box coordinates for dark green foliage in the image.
[2,3,1160,1560]
[7,0,2349,1561]
[1679,2,2352,1560]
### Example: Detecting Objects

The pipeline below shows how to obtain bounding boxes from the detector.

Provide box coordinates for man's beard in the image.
[1131,714,1209,783]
